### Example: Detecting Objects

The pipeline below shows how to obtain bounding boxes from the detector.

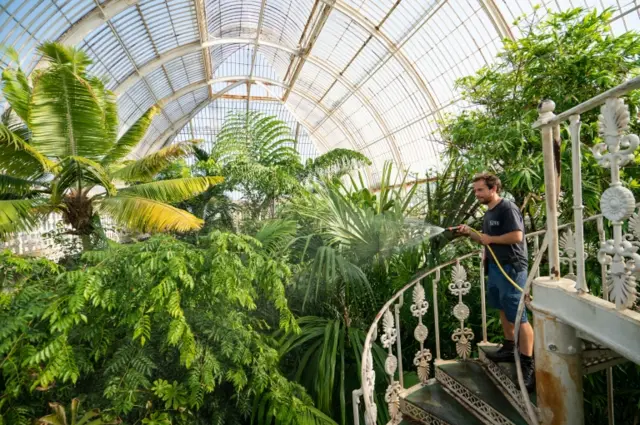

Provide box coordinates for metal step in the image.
[581,339,628,374]
[400,380,485,425]
[478,343,537,422]
[435,360,529,425]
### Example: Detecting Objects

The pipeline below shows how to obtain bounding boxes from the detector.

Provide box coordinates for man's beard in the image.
[478,197,490,205]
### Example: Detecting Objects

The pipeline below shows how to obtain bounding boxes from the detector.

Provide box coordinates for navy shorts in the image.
[487,262,528,324]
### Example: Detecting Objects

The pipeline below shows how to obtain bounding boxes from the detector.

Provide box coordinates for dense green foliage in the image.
[0,235,334,425]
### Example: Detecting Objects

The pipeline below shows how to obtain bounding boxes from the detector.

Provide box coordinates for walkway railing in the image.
[355,75,640,425]
[354,211,615,425]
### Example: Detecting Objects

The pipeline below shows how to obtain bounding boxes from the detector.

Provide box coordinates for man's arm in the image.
[483,230,523,245]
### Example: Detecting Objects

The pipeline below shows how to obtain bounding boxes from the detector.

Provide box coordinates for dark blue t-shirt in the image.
[482,199,528,271]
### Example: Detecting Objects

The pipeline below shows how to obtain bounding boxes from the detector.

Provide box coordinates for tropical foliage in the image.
[0,43,221,248]
[0,235,334,425]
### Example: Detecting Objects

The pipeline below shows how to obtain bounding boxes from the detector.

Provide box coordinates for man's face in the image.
[473,180,495,205]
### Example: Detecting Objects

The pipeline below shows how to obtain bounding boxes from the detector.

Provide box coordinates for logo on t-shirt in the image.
[490,220,500,227]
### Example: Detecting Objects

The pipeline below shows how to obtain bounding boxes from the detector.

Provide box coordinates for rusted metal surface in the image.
[533,311,584,425]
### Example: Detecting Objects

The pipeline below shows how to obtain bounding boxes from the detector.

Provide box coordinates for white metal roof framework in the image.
[0,0,639,185]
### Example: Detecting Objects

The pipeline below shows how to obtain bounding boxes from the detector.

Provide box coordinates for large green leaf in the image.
[118,176,223,203]
[0,199,47,238]
[1,64,31,124]
[102,106,158,166]
[111,141,200,182]
[54,156,116,198]
[29,55,107,159]
[98,195,204,233]
[0,124,53,178]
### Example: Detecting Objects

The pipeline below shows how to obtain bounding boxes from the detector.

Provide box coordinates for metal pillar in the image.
[532,305,584,425]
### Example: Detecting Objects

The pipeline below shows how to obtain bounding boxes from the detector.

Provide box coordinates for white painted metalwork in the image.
[595,98,640,310]
[411,282,431,384]
[194,0,214,99]
[569,115,588,292]
[449,262,474,360]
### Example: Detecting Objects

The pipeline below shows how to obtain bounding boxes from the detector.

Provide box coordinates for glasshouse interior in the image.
[2,1,640,425]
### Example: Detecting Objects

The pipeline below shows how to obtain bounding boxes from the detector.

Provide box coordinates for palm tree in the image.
[0,43,222,249]
[211,111,303,221]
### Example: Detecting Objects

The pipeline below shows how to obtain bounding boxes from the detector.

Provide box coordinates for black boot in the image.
[520,354,535,392]
[486,339,515,363]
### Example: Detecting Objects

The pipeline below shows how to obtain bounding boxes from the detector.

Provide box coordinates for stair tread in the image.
[438,361,528,425]
[479,345,537,404]
[403,381,484,425]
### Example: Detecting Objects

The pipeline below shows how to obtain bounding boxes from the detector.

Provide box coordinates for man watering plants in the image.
[457,172,535,392]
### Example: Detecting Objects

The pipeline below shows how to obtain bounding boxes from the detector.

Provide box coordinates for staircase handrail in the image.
[356,206,623,425]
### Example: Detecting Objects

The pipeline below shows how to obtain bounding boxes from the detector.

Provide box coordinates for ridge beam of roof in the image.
[194,0,214,98]
[282,0,335,102]
[478,0,515,41]
[247,0,268,114]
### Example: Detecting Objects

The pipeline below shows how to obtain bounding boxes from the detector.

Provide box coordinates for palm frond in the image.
[214,111,300,167]
[117,176,223,203]
[30,53,108,159]
[88,76,118,148]
[111,140,200,182]
[0,124,53,178]
[1,65,31,124]
[55,156,115,197]
[0,174,42,196]
[304,149,371,180]
[101,106,158,165]
[38,42,92,73]
[255,219,297,254]
[98,195,204,233]
[0,199,47,238]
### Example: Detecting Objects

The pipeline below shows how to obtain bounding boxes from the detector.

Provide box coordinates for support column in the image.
[532,303,584,425]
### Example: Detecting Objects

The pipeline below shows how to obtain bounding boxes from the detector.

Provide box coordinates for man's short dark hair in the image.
[473,172,502,193]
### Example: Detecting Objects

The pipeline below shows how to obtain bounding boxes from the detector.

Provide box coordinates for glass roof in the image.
[1,0,639,185]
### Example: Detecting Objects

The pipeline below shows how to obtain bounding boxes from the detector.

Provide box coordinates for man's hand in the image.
[458,225,471,236]
[479,233,494,246]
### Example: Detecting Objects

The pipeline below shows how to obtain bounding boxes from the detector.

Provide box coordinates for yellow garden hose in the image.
[453,226,525,294]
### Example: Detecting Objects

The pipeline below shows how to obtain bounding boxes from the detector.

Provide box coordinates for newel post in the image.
[537,99,561,279]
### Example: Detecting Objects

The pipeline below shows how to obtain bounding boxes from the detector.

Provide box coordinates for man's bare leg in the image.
[500,310,514,340]
[501,310,534,356]
[519,322,534,356]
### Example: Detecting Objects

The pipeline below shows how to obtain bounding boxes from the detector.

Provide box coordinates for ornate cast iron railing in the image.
[355,75,640,425]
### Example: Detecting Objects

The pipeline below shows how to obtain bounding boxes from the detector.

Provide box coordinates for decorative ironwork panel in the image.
[559,227,588,280]
[594,97,640,310]
[449,262,474,359]
[411,283,432,383]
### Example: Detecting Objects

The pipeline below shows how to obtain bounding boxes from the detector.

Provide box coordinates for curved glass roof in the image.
[1,0,639,185]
